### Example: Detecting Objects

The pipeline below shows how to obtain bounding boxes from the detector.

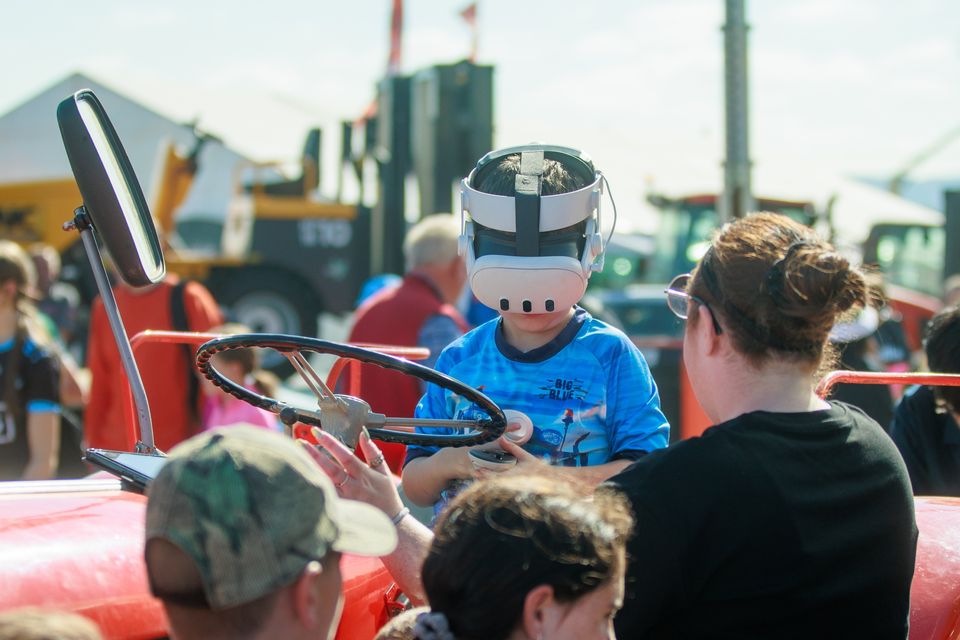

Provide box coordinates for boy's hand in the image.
[473,419,525,452]
[499,438,545,473]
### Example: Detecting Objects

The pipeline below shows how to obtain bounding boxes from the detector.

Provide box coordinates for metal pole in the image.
[945,190,960,282]
[78,214,155,452]
[722,0,754,221]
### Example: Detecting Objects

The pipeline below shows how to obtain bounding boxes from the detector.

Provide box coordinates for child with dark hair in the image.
[402,145,668,517]
[419,473,631,640]
[890,305,960,496]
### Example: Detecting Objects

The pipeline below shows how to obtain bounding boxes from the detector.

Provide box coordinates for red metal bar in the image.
[324,342,429,394]
[817,371,960,398]
[130,330,221,352]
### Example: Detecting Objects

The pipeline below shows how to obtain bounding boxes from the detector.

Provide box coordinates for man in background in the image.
[145,426,397,640]
[347,214,468,471]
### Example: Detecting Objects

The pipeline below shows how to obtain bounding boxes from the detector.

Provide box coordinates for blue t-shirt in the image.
[404,307,669,513]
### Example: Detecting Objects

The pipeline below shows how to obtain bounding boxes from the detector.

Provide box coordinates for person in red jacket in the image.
[348,214,468,471]
[85,275,223,452]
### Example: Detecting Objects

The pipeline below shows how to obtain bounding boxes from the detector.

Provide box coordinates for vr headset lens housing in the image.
[473,222,587,260]
[459,145,606,314]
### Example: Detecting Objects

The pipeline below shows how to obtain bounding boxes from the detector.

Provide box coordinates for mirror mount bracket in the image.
[63,206,93,233]
[70,210,157,454]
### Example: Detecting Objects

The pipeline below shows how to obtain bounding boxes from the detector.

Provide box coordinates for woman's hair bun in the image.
[769,243,866,322]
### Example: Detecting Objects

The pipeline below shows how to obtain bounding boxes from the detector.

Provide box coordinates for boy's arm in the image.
[556,458,633,483]
[605,338,670,454]
[496,438,634,487]
[498,439,633,485]
[401,447,474,506]
[400,347,477,507]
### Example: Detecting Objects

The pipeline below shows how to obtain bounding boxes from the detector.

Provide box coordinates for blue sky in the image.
[2,0,959,230]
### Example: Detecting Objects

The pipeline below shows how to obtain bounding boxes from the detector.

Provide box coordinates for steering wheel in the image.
[196,333,506,449]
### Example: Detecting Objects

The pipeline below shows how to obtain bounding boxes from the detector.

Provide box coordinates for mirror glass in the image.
[58,89,165,286]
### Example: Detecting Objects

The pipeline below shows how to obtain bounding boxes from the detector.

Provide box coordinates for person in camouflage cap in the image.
[144,425,397,640]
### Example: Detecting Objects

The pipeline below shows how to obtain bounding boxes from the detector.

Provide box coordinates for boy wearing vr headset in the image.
[402,145,669,514]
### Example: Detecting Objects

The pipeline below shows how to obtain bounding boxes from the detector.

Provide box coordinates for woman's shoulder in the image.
[607,429,736,496]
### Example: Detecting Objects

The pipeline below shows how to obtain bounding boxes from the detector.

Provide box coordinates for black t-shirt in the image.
[0,335,60,480]
[831,346,895,429]
[890,385,960,496]
[607,402,917,639]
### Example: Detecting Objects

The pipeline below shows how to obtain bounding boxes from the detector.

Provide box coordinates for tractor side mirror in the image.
[57,89,165,287]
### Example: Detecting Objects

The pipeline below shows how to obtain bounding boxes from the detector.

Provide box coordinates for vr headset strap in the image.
[515,151,544,257]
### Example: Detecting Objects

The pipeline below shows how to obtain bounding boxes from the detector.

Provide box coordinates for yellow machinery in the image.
[0,132,370,372]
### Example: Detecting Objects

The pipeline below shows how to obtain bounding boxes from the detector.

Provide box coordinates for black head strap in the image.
[515,151,544,257]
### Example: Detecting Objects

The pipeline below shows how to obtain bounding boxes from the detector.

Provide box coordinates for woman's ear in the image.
[521,584,555,639]
[695,303,723,356]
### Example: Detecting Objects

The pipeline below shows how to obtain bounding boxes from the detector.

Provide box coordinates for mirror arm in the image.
[74,206,156,453]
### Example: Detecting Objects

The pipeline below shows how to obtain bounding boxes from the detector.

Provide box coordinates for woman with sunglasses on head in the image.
[606,213,917,639]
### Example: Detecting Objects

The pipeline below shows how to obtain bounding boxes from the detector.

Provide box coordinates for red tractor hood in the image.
[0,478,394,640]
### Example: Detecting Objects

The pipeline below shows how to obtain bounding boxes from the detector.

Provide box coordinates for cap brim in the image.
[829,306,880,344]
[330,500,399,557]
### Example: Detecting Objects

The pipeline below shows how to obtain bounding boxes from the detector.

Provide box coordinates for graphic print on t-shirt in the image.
[450,372,608,468]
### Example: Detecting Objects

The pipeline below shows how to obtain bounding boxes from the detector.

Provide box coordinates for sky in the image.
[2,0,959,232]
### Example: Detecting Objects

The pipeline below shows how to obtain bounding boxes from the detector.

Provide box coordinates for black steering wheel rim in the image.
[196,333,506,448]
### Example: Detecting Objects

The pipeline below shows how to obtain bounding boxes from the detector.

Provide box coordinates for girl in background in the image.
[0,241,60,480]
[200,323,280,432]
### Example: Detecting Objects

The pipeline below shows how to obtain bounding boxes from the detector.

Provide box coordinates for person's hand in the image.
[471,439,545,479]
[499,438,546,473]
[299,426,405,520]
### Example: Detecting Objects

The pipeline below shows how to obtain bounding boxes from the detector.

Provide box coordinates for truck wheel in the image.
[216,273,321,377]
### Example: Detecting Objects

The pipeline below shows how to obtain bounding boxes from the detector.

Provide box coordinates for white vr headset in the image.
[459,144,606,314]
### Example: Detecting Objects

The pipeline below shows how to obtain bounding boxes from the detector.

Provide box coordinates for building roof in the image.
[0,72,254,221]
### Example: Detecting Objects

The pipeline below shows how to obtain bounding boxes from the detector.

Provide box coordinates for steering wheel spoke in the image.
[284,350,347,413]
[196,334,506,448]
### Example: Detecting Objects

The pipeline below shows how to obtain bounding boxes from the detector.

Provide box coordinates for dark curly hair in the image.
[924,305,960,414]
[421,473,632,640]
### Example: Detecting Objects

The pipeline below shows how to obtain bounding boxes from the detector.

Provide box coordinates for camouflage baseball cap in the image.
[145,425,397,609]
